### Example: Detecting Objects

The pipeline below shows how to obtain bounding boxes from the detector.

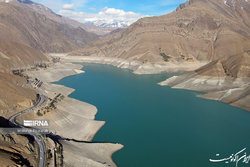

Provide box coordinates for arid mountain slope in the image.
[72,0,250,76]
[159,51,250,111]
[0,0,100,114]
[191,51,250,78]
[0,41,48,116]
[8,0,118,35]
[0,132,39,167]
[67,0,250,111]
[0,72,37,117]
[0,1,122,166]
[0,1,98,53]
[0,41,48,70]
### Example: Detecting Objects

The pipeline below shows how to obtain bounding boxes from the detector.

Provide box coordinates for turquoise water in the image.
[56,63,250,167]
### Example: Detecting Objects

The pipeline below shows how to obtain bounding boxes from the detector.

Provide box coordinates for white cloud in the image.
[58,7,148,27]
[62,3,75,10]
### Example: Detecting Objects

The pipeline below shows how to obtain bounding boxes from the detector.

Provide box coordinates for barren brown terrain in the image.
[10,0,118,36]
[0,1,98,53]
[69,0,250,111]
[72,0,250,77]
[0,0,250,166]
[0,0,106,117]
[0,1,103,165]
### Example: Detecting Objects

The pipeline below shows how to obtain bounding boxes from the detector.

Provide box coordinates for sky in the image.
[32,0,186,26]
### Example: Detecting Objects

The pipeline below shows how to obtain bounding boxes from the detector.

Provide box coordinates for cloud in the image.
[71,0,89,8]
[62,4,75,10]
[58,7,148,27]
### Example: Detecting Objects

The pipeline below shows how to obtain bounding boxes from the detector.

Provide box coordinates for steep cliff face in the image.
[71,0,250,77]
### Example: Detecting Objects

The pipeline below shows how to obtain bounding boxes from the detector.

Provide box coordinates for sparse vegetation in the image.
[47,149,53,160]
[35,62,48,69]
[37,93,65,116]
[181,55,185,59]
[55,146,62,154]
[160,52,171,62]
[37,110,43,116]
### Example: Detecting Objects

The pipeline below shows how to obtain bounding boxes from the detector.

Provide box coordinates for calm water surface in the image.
[56,63,250,167]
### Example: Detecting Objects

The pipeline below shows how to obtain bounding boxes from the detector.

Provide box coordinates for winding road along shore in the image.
[9,94,47,167]
[25,62,124,167]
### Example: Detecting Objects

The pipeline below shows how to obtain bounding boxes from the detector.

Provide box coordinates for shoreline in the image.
[6,56,250,166]
[24,62,123,167]
[50,53,249,112]
[25,54,248,166]
[50,53,207,74]
[159,74,250,112]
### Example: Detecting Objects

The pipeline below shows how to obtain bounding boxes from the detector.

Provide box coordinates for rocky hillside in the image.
[0,0,117,36]
[0,0,102,117]
[72,0,250,76]
[0,1,98,53]
[0,116,38,166]
[159,51,250,111]
[0,1,121,166]
[10,0,118,36]
[0,132,39,167]
[69,0,250,111]
[0,41,48,70]
[0,71,37,117]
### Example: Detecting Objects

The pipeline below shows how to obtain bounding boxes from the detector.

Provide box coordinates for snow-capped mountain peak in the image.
[85,20,130,28]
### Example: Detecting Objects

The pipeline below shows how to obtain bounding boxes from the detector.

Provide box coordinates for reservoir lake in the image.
[56,63,250,167]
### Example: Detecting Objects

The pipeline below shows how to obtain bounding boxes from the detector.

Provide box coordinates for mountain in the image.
[6,0,118,35]
[159,50,250,111]
[0,0,99,53]
[71,0,250,72]
[0,41,49,72]
[0,0,100,117]
[70,0,250,111]
[86,20,130,28]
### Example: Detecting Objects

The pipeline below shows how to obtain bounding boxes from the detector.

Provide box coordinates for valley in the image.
[0,0,249,166]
